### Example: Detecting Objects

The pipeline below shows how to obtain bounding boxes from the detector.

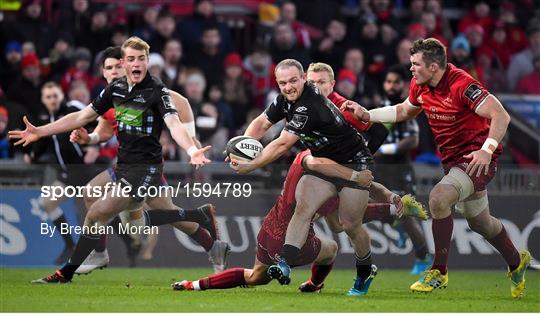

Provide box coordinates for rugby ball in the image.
[225,136,263,161]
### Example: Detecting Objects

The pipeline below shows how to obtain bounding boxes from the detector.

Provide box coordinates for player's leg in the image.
[32,192,141,283]
[269,175,336,284]
[173,257,271,291]
[145,195,229,273]
[337,187,377,296]
[299,236,338,293]
[461,190,530,298]
[401,215,432,275]
[37,180,74,264]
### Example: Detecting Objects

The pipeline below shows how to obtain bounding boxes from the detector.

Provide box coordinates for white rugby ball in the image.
[226,136,263,161]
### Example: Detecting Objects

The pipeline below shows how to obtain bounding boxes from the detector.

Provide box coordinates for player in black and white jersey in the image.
[230,59,377,296]
[10,37,212,284]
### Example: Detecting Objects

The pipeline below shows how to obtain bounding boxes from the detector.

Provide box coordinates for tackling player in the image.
[345,38,531,298]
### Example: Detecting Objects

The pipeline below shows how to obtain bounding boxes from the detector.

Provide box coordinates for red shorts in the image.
[443,161,497,192]
[256,228,321,267]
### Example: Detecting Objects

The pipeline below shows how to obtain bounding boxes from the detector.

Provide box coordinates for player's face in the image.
[276,66,305,102]
[102,58,125,84]
[122,47,148,85]
[383,72,404,97]
[41,86,64,112]
[410,52,433,86]
[307,70,335,97]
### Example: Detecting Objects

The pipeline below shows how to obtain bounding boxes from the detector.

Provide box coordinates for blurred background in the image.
[0,0,538,270]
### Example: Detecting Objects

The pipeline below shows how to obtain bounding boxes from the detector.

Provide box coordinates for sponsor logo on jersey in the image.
[133,95,146,103]
[417,95,424,104]
[161,95,174,110]
[295,106,307,112]
[290,114,308,129]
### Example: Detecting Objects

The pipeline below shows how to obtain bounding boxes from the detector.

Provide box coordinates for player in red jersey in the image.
[68,47,229,275]
[345,38,531,298]
[172,150,411,292]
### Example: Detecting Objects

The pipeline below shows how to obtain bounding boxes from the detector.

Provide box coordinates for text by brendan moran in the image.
[40,223,158,237]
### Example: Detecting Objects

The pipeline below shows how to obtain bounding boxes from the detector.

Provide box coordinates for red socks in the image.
[310,262,334,285]
[189,226,214,252]
[487,226,520,271]
[198,268,246,290]
[431,215,453,274]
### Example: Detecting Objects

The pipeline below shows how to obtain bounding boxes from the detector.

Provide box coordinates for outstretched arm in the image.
[244,113,274,140]
[164,114,210,167]
[343,99,422,123]
[9,106,99,146]
[301,154,373,187]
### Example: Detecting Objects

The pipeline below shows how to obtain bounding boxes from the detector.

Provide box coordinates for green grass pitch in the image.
[1,267,538,312]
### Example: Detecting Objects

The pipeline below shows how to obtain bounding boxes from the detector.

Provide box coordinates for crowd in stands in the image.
[1,0,539,164]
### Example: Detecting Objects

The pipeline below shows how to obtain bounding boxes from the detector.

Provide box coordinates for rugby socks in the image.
[95,234,107,252]
[363,203,391,223]
[196,268,246,290]
[414,243,429,260]
[49,207,74,248]
[189,226,214,252]
[486,225,520,271]
[402,217,428,259]
[60,233,101,279]
[355,251,373,279]
[431,215,453,274]
[280,244,300,263]
[143,208,208,226]
[310,262,334,286]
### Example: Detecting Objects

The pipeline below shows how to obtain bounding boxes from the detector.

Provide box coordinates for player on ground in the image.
[173,150,418,293]
[69,47,229,274]
[230,59,376,296]
[10,37,213,284]
[372,66,432,275]
[345,38,531,297]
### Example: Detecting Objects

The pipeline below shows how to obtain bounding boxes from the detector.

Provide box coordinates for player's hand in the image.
[352,169,374,187]
[84,146,100,164]
[463,149,492,177]
[229,157,254,174]
[189,145,212,169]
[8,116,41,146]
[341,101,370,122]
[70,127,90,144]
[390,193,404,218]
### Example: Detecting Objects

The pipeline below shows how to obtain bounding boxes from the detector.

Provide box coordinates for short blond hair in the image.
[121,36,150,57]
[41,81,62,92]
[307,62,335,80]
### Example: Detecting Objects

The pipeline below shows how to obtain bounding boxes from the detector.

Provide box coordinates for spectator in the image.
[186,24,227,89]
[421,11,447,46]
[312,18,349,71]
[0,41,23,90]
[425,0,453,42]
[268,22,310,68]
[406,22,427,42]
[133,5,161,42]
[497,2,528,54]
[475,47,507,93]
[60,47,98,93]
[464,24,486,55]
[148,9,179,55]
[371,0,403,32]
[243,47,276,108]
[5,0,55,57]
[49,33,75,81]
[458,1,495,35]
[67,81,91,106]
[487,21,513,68]
[85,9,111,55]
[110,24,129,48]
[183,70,227,160]
[279,1,311,49]
[162,39,184,88]
[450,35,484,84]
[0,105,11,159]
[406,0,425,25]
[6,53,43,119]
[516,56,540,94]
[147,53,166,82]
[342,47,380,108]
[56,0,92,49]
[179,0,232,53]
[335,69,358,101]
[221,53,252,129]
[507,18,540,91]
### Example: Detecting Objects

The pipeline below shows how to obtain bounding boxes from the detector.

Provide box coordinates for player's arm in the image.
[9,106,99,146]
[70,118,114,145]
[301,154,374,187]
[244,113,274,140]
[464,94,511,177]
[171,91,201,148]
[343,99,422,123]
[231,129,298,174]
[365,123,389,154]
[164,114,210,167]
